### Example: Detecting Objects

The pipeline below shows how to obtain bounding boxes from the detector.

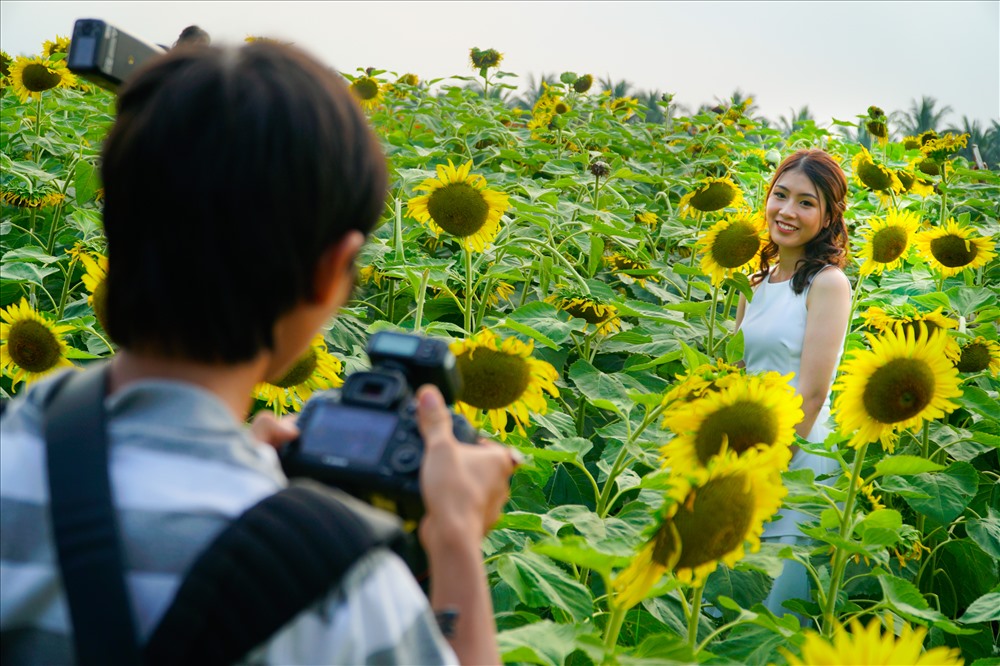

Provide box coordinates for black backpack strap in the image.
[144,479,408,665]
[43,363,143,666]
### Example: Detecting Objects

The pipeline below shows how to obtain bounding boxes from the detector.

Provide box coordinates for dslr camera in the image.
[67,19,167,92]
[280,331,478,521]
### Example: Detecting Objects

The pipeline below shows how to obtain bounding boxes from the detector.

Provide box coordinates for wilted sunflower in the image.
[552,291,622,335]
[661,371,800,470]
[634,211,659,228]
[851,146,903,195]
[0,297,75,387]
[696,209,766,286]
[862,305,960,361]
[407,160,509,253]
[254,334,343,414]
[833,326,962,452]
[956,337,1000,376]
[612,447,786,605]
[9,55,76,103]
[604,253,658,287]
[892,524,931,568]
[914,218,997,278]
[783,614,963,666]
[0,183,65,209]
[895,168,935,198]
[349,75,383,111]
[451,329,559,439]
[43,35,71,59]
[865,106,888,145]
[856,209,921,275]
[469,47,503,70]
[1,50,12,83]
[678,175,745,218]
[573,74,593,93]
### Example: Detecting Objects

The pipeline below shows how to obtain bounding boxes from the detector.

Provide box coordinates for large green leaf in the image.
[873,455,945,478]
[883,461,978,525]
[966,507,1000,559]
[496,551,594,622]
[497,620,592,666]
[501,301,585,348]
[959,592,1000,624]
[876,572,974,635]
[568,359,632,416]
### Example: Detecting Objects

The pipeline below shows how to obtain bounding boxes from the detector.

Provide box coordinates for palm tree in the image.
[598,76,635,100]
[512,72,559,110]
[776,106,815,137]
[946,116,1000,169]
[893,96,953,137]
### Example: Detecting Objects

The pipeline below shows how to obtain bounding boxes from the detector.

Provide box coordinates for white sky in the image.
[2,1,998,128]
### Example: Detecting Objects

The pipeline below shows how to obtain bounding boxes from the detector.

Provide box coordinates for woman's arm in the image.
[797,268,852,439]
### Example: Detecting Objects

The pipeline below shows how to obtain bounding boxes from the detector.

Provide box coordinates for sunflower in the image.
[469,47,503,70]
[956,337,1000,376]
[865,106,888,145]
[634,211,659,228]
[913,218,997,278]
[407,160,510,253]
[0,183,65,209]
[396,73,419,87]
[551,291,622,335]
[613,447,786,605]
[348,75,383,111]
[9,56,76,103]
[661,360,742,412]
[856,209,921,275]
[921,132,969,162]
[1,297,75,388]
[43,35,71,59]
[70,246,110,331]
[862,305,960,361]
[1,50,11,83]
[696,209,766,286]
[678,176,745,218]
[451,329,559,439]
[833,326,963,452]
[902,135,922,150]
[661,371,801,470]
[895,168,935,197]
[606,96,640,120]
[254,335,343,414]
[573,74,593,93]
[851,146,903,195]
[783,614,963,666]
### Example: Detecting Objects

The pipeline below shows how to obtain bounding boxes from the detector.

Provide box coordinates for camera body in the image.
[280,331,478,521]
[67,19,166,92]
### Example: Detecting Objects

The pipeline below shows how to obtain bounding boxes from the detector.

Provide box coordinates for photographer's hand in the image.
[416,385,514,666]
[249,412,299,451]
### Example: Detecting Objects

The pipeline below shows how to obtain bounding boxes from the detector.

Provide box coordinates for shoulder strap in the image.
[43,363,143,666]
[144,479,409,665]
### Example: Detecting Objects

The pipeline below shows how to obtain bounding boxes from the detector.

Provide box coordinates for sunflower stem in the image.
[386,279,396,324]
[33,96,43,163]
[687,584,704,652]
[55,253,80,320]
[820,441,868,638]
[464,246,474,333]
[917,421,930,535]
[413,269,430,333]
[602,604,627,658]
[706,283,720,358]
[683,213,706,304]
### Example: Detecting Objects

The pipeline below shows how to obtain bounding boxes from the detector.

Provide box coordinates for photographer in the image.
[0,40,514,664]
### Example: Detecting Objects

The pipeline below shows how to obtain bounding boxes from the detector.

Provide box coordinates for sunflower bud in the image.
[589,160,611,178]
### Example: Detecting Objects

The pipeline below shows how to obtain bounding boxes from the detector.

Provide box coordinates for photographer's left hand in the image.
[249,411,300,450]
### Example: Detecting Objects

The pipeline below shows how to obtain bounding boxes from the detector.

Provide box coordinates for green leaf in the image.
[587,234,604,277]
[73,160,100,204]
[521,437,593,465]
[966,507,1000,558]
[876,572,971,634]
[503,301,585,348]
[568,359,632,415]
[531,536,631,575]
[679,340,711,372]
[725,329,744,365]
[961,386,1000,420]
[0,262,59,285]
[496,552,594,622]
[959,592,1000,624]
[888,461,979,525]
[873,455,945,478]
[498,620,589,666]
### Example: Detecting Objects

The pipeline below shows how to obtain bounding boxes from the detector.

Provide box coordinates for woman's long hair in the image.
[755,149,849,294]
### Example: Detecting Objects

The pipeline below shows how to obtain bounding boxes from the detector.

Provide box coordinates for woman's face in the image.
[765,168,828,250]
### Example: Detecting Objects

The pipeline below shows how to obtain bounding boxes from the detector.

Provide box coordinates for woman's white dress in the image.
[739,265,847,619]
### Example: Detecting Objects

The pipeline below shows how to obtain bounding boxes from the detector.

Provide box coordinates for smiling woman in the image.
[733,149,852,621]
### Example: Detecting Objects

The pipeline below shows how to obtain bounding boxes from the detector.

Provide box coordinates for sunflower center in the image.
[426,183,490,237]
[690,182,738,212]
[917,159,940,176]
[957,343,990,373]
[673,474,754,569]
[352,78,379,101]
[563,300,612,325]
[858,161,893,191]
[693,400,778,464]
[711,221,761,268]
[8,319,62,373]
[896,171,915,191]
[22,63,62,93]
[650,519,679,567]
[274,349,318,388]
[91,280,110,332]
[862,358,935,424]
[457,348,531,410]
[929,234,977,268]
[871,226,909,263]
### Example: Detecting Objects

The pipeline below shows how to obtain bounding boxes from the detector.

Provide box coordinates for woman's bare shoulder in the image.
[807,266,850,307]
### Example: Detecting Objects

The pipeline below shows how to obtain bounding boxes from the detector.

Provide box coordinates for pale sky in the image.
[2,1,998,128]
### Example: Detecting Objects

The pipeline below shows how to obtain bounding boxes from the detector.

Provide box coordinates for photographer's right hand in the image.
[415,384,512,666]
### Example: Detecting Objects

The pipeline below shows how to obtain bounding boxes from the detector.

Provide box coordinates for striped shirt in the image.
[0,372,457,665]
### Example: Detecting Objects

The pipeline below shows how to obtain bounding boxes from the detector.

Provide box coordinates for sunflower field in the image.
[2,40,999,665]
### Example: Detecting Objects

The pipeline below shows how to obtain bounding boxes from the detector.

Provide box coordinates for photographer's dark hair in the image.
[755,149,848,294]
[100,42,388,362]
[173,25,210,48]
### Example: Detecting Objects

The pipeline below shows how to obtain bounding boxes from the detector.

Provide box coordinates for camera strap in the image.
[43,363,143,666]
[42,363,411,665]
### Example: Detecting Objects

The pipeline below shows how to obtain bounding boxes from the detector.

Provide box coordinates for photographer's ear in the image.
[313,231,365,309]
